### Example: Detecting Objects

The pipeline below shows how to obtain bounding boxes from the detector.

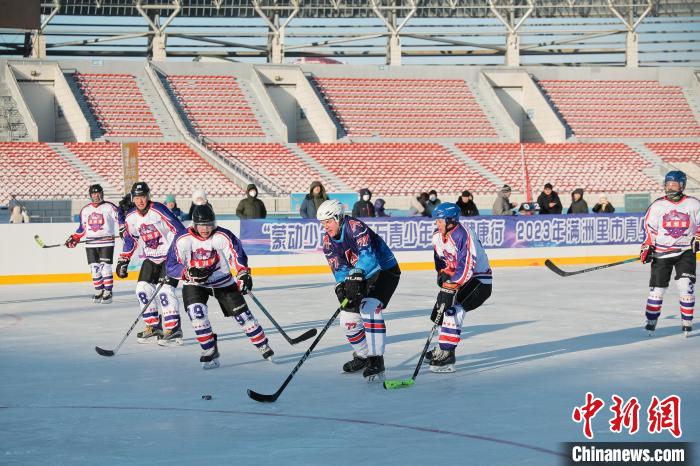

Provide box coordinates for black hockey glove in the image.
[185,266,210,284]
[344,269,366,307]
[437,271,451,287]
[431,287,457,324]
[334,282,347,305]
[640,243,655,264]
[693,236,700,253]
[116,256,130,279]
[237,270,253,294]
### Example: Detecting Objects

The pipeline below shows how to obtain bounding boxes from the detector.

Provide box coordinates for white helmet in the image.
[316,199,344,222]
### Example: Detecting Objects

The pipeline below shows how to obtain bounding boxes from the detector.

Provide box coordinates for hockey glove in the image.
[344,268,367,307]
[334,282,347,305]
[185,266,210,284]
[432,286,457,324]
[693,235,700,253]
[437,271,451,287]
[64,234,80,248]
[119,225,126,240]
[237,270,253,294]
[640,243,655,264]
[115,256,130,279]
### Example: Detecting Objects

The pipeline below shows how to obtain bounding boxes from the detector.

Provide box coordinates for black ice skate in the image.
[200,334,220,370]
[101,290,112,304]
[362,355,385,382]
[157,326,184,347]
[137,325,162,344]
[682,321,692,338]
[93,290,103,303]
[429,347,456,373]
[343,352,368,373]
[645,319,657,336]
[258,344,274,361]
[423,347,436,364]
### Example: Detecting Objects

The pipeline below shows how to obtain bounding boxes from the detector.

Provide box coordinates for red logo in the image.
[648,395,682,438]
[572,392,605,439]
[345,322,356,330]
[345,249,358,266]
[609,395,640,434]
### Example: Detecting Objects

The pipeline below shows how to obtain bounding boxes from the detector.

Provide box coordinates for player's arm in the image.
[220,230,252,293]
[113,203,126,238]
[640,203,658,263]
[65,208,86,247]
[448,230,474,286]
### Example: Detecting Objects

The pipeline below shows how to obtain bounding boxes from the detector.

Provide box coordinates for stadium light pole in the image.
[607,0,653,68]
[253,0,300,64]
[134,0,182,61]
[369,0,417,66]
[32,0,61,59]
[489,0,534,67]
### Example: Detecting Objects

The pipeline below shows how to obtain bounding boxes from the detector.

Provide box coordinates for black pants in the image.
[138,259,179,288]
[456,277,492,312]
[182,283,248,317]
[86,246,114,264]
[650,250,696,288]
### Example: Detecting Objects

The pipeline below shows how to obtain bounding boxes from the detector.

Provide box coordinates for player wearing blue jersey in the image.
[166,204,273,369]
[116,182,187,345]
[65,184,125,304]
[428,202,492,373]
[317,199,401,382]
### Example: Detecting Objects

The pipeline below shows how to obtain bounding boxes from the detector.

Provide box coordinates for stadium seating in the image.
[72,73,163,138]
[537,80,700,138]
[298,142,497,195]
[210,143,338,194]
[0,142,91,203]
[65,142,243,196]
[165,75,265,138]
[313,77,498,138]
[646,142,700,164]
[456,143,659,193]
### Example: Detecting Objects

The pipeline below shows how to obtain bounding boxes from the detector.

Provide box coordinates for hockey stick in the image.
[248,292,318,345]
[34,234,86,249]
[95,280,165,357]
[247,299,348,403]
[544,248,687,277]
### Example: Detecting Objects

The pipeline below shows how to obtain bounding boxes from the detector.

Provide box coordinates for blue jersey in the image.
[322,216,398,282]
[432,223,492,285]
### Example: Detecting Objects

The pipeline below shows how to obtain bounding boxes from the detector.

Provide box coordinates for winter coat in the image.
[425,198,441,217]
[236,184,267,220]
[374,199,389,217]
[299,181,328,219]
[592,202,615,214]
[536,191,563,215]
[492,193,516,216]
[352,188,375,218]
[567,189,589,214]
[9,206,25,223]
[456,198,479,217]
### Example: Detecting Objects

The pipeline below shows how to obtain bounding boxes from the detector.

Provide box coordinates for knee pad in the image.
[443,305,465,329]
[359,297,384,318]
[136,281,156,306]
[233,308,255,326]
[89,263,102,279]
[648,287,666,301]
[158,284,179,315]
[101,263,112,277]
[677,278,694,296]
[340,310,363,334]
[186,302,209,322]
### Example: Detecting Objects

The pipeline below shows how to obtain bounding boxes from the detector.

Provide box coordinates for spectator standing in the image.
[456,190,479,217]
[299,181,328,219]
[425,190,441,217]
[592,195,615,214]
[537,183,563,215]
[188,189,210,220]
[164,195,186,221]
[352,188,375,218]
[567,188,589,214]
[492,185,517,216]
[409,192,430,216]
[374,198,390,217]
[236,184,267,219]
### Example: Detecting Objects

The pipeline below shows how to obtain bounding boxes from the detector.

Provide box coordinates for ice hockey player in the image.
[115,182,186,345]
[641,170,700,337]
[166,204,273,369]
[65,184,125,304]
[427,202,492,373]
[317,199,401,382]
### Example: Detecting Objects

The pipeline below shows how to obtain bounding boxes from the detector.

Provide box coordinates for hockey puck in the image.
[201,395,212,400]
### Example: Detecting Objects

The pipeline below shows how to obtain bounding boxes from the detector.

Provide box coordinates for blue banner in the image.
[239,213,646,255]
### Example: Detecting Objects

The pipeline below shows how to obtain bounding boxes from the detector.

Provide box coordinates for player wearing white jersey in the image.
[641,170,700,337]
[65,184,125,304]
[116,182,186,345]
[166,204,273,369]
[427,202,492,372]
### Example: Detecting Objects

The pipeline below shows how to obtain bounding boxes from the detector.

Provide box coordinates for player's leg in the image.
[182,285,219,369]
[156,270,182,347]
[99,246,114,304]
[674,250,696,336]
[340,308,369,372]
[135,260,162,343]
[86,248,103,302]
[646,257,673,335]
[216,285,273,360]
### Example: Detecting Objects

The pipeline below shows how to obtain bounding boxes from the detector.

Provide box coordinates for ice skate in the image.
[200,334,220,370]
[645,319,657,336]
[423,347,436,364]
[258,344,274,362]
[92,290,103,303]
[100,290,112,304]
[682,321,692,338]
[430,347,456,373]
[157,327,184,347]
[137,325,162,344]
[362,355,385,382]
[342,352,367,373]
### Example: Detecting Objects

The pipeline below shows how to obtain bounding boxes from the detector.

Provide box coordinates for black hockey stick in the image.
[544,248,687,277]
[248,292,318,345]
[247,299,348,403]
[34,234,86,249]
[95,281,165,357]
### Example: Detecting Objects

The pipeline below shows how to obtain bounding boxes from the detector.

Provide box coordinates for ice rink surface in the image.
[1,265,698,465]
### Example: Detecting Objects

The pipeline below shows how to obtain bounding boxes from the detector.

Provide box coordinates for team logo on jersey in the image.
[662,210,691,239]
[139,223,162,249]
[345,249,359,266]
[348,219,365,233]
[190,247,219,272]
[87,212,105,232]
[345,322,357,330]
[356,233,369,247]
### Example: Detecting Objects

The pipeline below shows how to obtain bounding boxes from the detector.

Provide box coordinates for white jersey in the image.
[166,226,249,288]
[73,201,124,248]
[122,202,186,264]
[432,223,492,285]
[644,195,700,257]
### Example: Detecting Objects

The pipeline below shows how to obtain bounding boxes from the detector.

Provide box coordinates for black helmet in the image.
[89,184,103,196]
[131,182,150,197]
[192,204,216,226]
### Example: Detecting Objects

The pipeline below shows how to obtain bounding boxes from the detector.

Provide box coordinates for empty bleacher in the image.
[210,143,337,194]
[298,142,497,195]
[646,142,700,164]
[72,73,163,139]
[313,77,498,139]
[165,75,264,139]
[0,142,92,203]
[65,142,243,196]
[537,80,700,138]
